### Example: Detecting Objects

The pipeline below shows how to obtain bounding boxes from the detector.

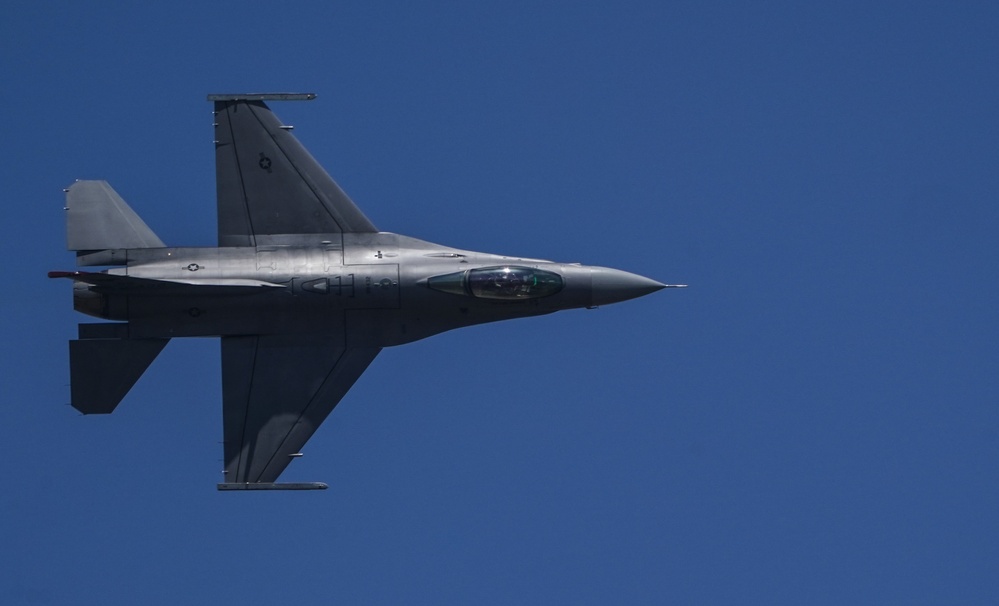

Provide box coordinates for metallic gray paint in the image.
[51,94,682,489]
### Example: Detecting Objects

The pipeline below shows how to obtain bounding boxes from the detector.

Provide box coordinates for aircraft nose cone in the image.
[590,267,667,306]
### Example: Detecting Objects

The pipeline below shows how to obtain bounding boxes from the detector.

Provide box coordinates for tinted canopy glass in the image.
[429,266,563,300]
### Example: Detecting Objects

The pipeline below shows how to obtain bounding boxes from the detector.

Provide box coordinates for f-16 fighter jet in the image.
[51,94,684,491]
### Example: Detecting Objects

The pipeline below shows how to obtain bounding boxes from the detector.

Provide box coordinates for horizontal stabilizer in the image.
[66,180,164,251]
[69,334,169,414]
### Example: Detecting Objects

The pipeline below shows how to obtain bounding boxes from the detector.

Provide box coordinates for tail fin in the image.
[69,323,169,414]
[65,181,164,264]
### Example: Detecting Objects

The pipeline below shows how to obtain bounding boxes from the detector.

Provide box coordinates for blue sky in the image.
[3,1,997,603]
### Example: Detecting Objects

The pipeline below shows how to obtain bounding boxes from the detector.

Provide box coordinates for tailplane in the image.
[65,180,164,265]
[69,323,169,414]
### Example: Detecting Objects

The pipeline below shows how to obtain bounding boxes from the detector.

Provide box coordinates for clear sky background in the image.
[2,1,997,604]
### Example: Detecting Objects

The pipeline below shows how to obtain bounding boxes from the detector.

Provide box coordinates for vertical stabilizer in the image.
[66,180,164,251]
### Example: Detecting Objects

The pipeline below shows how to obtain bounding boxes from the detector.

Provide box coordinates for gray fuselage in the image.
[75,233,662,347]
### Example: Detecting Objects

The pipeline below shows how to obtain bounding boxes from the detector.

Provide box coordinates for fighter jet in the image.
[50,93,684,491]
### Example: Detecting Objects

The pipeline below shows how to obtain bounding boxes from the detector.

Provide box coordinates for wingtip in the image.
[207,93,317,102]
[217,482,328,491]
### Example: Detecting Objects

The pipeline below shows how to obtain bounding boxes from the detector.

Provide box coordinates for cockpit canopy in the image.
[428,266,564,300]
